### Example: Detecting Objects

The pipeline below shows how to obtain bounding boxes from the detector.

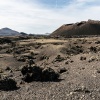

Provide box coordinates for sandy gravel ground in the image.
[0,37,100,100]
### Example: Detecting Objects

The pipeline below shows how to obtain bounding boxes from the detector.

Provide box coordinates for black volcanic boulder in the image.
[21,65,43,82]
[21,65,60,82]
[0,76,17,91]
[42,67,60,81]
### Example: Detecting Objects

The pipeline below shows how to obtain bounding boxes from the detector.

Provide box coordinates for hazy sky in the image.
[0,0,100,34]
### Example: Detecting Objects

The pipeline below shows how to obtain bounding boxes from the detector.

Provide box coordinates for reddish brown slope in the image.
[51,20,100,37]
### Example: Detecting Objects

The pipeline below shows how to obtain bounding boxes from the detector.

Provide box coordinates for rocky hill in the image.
[51,19,100,37]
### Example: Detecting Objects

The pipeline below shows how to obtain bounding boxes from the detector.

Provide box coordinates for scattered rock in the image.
[16,56,26,62]
[6,48,13,53]
[70,60,74,63]
[95,41,100,44]
[96,68,100,73]
[65,59,74,64]
[27,59,35,66]
[89,46,97,53]
[30,52,38,56]
[65,61,69,64]
[58,67,67,74]
[0,69,3,73]
[0,38,12,44]
[5,66,11,71]
[0,55,4,58]
[73,87,90,93]
[80,56,86,60]
[55,55,65,62]
[40,55,49,61]
[34,43,41,49]
[61,45,84,55]
[88,56,99,62]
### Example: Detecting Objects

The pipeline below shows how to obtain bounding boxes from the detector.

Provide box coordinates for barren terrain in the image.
[0,36,100,100]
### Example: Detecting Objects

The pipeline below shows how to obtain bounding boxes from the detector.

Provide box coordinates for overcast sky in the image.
[0,0,100,34]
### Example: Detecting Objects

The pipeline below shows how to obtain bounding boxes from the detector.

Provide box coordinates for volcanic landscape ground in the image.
[0,36,100,100]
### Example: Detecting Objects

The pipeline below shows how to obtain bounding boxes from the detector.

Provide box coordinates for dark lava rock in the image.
[0,77,17,91]
[80,56,86,60]
[42,67,60,81]
[95,41,100,44]
[0,38,12,44]
[21,65,43,82]
[73,87,90,93]
[89,46,97,53]
[5,66,11,71]
[6,48,13,53]
[40,55,49,61]
[17,56,26,62]
[58,67,67,74]
[21,65,60,82]
[61,45,84,55]
[55,55,65,62]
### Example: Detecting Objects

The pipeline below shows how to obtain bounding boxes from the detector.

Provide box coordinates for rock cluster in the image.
[21,63,60,82]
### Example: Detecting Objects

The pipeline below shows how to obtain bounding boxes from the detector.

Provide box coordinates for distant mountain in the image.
[20,32,28,36]
[45,33,51,35]
[0,28,20,36]
[51,19,100,37]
